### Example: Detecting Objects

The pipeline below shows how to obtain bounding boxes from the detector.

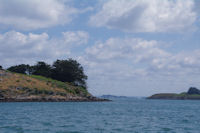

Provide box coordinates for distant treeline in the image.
[5,59,88,89]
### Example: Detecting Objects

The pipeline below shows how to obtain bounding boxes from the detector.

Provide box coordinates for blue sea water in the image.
[0,98,200,133]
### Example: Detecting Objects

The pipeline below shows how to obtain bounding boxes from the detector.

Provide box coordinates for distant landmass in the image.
[0,70,109,102]
[148,87,200,100]
[100,95,128,99]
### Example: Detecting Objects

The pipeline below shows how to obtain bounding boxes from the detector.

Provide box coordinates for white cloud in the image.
[90,0,197,33]
[62,31,89,45]
[78,37,200,96]
[85,38,169,63]
[0,31,89,67]
[0,0,78,30]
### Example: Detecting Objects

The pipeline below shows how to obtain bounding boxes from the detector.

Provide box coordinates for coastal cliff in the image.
[0,70,108,102]
[148,87,200,100]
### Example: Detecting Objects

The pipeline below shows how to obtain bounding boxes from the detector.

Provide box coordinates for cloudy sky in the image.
[0,0,200,96]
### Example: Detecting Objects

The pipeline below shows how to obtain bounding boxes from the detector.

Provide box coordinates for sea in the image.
[0,97,200,133]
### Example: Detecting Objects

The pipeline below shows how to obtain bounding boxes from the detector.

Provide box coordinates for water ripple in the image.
[0,99,200,132]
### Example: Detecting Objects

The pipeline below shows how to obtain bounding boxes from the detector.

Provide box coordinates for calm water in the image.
[0,98,200,133]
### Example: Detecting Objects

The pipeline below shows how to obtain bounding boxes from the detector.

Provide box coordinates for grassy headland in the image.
[0,70,107,102]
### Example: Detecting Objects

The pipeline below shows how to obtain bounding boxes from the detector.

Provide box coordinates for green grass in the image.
[29,75,88,96]
[30,75,73,92]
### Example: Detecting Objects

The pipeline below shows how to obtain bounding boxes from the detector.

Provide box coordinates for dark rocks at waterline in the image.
[0,96,110,102]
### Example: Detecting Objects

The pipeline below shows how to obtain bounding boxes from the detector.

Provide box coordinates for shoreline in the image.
[0,97,111,102]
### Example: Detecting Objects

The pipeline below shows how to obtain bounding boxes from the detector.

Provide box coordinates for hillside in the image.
[147,87,200,100]
[0,70,108,102]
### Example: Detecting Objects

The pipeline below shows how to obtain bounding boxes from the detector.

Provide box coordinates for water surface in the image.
[0,98,200,133]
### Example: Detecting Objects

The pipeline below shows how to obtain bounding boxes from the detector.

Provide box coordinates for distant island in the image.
[0,59,109,102]
[148,87,200,100]
[100,95,128,99]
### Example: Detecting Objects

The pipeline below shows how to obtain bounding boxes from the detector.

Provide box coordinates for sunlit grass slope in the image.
[0,70,91,101]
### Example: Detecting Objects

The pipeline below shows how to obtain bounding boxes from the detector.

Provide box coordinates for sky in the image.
[0,0,200,96]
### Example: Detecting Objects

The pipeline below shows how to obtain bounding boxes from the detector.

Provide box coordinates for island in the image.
[0,70,109,102]
[147,87,200,100]
[100,95,128,99]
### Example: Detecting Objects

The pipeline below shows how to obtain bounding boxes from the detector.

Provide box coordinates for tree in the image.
[6,59,88,89]
[0,65,2,70]
[7,64,30,74]
[51,59,87,88]
[187,87,200,95]
[32,61,51,77]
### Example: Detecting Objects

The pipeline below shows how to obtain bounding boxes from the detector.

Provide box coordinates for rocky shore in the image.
[0,96,110,102]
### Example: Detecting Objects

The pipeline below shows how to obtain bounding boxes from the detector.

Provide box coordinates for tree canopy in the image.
[7,64,30,74]
[32,61,51,78]
[51,59,87,88]
[187,87,200,95]
[7,59,88,89]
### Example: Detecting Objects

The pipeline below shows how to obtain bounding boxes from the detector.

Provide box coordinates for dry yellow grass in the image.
[1,73,64,93]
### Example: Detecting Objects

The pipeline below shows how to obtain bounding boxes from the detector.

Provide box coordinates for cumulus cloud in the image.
[89,0,197,33]
[0,31,89,67]
[62,31,89,45]
[0,0,78,30]
[82,38,170,69]
[78,37,200,96]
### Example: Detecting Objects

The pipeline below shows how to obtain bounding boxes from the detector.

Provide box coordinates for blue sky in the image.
[0,0,200,96]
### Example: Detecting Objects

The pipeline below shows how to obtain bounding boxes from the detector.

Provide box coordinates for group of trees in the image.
[7,59,88,88]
